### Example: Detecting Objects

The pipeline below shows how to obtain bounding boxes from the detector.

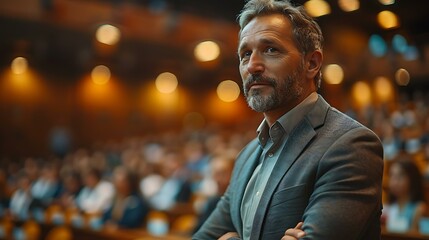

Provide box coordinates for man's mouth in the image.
[248,82,273,90]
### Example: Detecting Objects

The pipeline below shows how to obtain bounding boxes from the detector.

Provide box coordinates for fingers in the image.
[218,232,240,240]
[281,222,306,240]
[294,222,304,230]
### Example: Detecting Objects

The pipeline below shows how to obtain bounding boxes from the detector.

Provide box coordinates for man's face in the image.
[238,14,305,112]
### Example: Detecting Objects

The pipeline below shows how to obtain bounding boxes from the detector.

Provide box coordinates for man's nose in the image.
[247,53,265,75]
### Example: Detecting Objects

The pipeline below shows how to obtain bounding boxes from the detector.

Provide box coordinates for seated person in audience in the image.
[23,158,40,183]
[30,163,62,209]
[9,173,33,220]
[102,166,149,229]
[0,170,11,213]
[148,150,192,211]
[194,156,234,233]
[75,168,115,214]
[56,171,82,208]
[384,158,427,233]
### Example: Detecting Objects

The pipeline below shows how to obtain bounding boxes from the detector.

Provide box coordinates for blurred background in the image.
[1,0,429,239]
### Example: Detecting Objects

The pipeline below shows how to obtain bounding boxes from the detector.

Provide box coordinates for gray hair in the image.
[238,0,324,88]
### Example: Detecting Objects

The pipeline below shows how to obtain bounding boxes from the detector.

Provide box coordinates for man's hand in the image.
[281,222,306,240]
[218,232,240,240]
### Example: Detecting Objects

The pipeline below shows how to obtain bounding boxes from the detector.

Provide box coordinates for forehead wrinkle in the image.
[239,30,292,52]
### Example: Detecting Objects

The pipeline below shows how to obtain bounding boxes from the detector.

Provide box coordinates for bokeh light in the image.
[91,65,111,85]
[374,76,393,102]
[338,0,360,12]
[96,24,121,45]
[323,64,344,84]
[369,34,387,57]
[217,80,241,103]
[377,10,399,29]
[304,0,331,17]
[395,68,410,86]
[194,41,220,62]
[352,81,372,107]
[155,72,178,94]
[11,57,28,74]
[378,0,395,5]
[404,46,419,61]
[392,34,408,54]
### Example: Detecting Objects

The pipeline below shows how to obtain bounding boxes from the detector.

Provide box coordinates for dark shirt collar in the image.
[257,92,319,147]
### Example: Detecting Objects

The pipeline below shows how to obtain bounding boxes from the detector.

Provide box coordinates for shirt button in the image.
[268,153,274,157]
[256,191,260,197]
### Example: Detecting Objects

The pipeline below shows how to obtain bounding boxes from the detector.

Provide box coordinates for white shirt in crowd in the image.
[76,180,115,214]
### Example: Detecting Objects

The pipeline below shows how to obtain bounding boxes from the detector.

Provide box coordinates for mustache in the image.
[244,75,277,91]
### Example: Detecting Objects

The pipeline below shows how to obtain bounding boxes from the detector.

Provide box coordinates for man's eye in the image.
[240,51,252,60]
[266,47,278,53]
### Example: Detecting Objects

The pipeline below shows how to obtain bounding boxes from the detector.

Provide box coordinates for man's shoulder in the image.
[325,107,375,135]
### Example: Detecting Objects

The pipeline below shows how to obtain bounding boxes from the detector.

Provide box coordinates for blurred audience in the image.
[146,150,192,211]
[9,173,32,220]
[384,158,427,233]
[75,168,115,215]
[56,171,82,208]
[30,162,62,209]
[194,156,235,233]
[0,170,11,214]
[1,91,429,236]
[103,166,149,229]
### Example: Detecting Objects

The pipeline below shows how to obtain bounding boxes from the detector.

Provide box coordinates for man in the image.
[193,0,384,239]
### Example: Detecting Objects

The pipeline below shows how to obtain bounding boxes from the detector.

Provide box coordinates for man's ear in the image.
[305,50,323,80]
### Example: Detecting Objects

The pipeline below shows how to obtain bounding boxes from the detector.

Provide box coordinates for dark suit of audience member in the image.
[102,167,149,229]
[194,157,235,233]
[148,151,192,211]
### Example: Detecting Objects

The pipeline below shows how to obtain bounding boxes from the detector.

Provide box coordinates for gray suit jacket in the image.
[193,96,384,240]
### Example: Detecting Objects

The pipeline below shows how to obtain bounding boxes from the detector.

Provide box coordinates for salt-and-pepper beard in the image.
[243,62,305,113]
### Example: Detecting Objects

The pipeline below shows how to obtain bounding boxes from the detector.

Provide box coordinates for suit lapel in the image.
[231,139,262,236]
[250,96,330,239]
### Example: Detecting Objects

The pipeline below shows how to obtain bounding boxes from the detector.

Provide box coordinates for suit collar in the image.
[305,94,330,130]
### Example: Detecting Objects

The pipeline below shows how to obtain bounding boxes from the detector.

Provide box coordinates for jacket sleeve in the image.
[193,139,261,240]
[192,184,238,239]
[302,127,384,239]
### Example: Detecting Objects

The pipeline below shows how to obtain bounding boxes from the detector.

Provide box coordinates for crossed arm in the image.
[218,222,305,240]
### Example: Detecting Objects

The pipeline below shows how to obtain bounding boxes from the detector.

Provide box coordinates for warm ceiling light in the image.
[374,76,393,101]
[338,0,360,12]
[304,0,331,17]
[217,80,241,103]
[323,64,344,84]
[377,11,399,29]
[395,68,410,86]
[96,24,121,45]
[11,57,28,74]
[155,72,178,94]
[378,0,395,5]
[352,81,372,107]
[194,41,220,62]
[91,65,111,85]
